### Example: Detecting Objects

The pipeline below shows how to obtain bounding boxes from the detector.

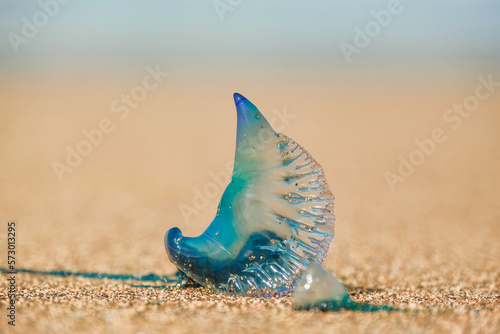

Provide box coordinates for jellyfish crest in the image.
[165,93,335,297]
[233,92,277,174]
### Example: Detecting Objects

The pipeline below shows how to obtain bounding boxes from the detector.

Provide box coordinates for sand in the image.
[1,78,499,333]
[1,216,498,334]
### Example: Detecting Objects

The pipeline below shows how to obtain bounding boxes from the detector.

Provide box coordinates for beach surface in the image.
[1,79,499,333]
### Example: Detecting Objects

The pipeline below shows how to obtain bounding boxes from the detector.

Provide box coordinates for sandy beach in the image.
[1,76,499,333]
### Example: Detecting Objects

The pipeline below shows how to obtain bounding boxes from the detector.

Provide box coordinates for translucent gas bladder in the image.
[165,93,335,297]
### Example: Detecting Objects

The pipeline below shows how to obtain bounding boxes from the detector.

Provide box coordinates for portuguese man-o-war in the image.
[165,93,335,297]
[164,93,396,311]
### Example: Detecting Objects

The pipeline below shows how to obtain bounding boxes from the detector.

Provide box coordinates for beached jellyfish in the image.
[293,262,395,311]
[165,93,335,297]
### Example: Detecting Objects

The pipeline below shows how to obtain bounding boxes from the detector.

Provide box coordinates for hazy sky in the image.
[1,0,499,77]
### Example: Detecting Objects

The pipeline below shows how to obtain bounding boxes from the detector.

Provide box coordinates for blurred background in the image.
[1,0,499,276]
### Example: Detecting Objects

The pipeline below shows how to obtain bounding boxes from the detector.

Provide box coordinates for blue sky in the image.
[1,0,499,77]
